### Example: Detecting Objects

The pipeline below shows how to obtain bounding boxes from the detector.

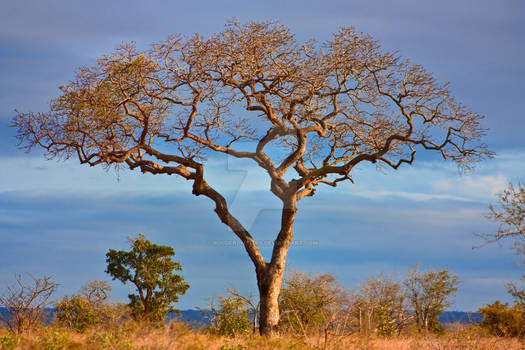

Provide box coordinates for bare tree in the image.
[353,274,408,335]
[0,275,58,334]
[12,20,491,335]
[483,181,525,249]
[482,181,525,306]
[279,271,349,340]
[79,280,112,306]
[404,267,459,333]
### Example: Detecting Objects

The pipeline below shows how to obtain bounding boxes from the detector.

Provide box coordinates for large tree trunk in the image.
[258,204,297,336]
[257,268,283,336]
[198,171,298,337]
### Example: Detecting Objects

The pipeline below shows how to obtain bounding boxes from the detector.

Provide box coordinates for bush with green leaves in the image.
[36,328,70,350]
[86,328,133,350]
[478,300,525,337]
[55,280,129,332]
[208,294,252,337]
[55,295,98,332]
[0,334,20,350]
[106,234,189,322]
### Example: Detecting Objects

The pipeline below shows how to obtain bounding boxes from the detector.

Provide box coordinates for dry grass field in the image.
[1,321,524,350]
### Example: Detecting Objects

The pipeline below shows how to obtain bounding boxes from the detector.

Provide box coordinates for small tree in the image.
[404,267,459,333]
[279,271,348,337]
[80,280,112,306]
[105,234,189,322]
[352,274,408,336]
[0,275,58,334]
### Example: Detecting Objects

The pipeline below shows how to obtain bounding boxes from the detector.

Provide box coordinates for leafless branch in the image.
[0,274,58,334]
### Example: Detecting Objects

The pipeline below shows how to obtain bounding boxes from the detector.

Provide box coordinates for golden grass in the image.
[1,322,523,350]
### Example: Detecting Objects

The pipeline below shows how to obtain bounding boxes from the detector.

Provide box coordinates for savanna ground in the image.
[1,321,523,350]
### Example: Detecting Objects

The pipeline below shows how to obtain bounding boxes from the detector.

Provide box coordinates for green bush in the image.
[55,280,130,332]
[36,328,69,350]
[55,295,98,332]
[0,334,20,350]
[212,296,252,337]
[478,300,525,337]
[86,328,132,350]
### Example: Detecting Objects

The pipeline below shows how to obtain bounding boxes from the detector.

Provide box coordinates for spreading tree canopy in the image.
[13,20,491,335]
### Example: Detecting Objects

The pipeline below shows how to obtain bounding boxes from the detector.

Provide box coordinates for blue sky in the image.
[1,0,524,311]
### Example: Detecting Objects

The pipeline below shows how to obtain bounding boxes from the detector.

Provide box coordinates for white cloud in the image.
[432,174,508,202]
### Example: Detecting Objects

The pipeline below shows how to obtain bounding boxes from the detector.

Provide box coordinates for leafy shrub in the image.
[211,296,252,337]
[55,280,130,332]
[36,328,69,350]
[0,334,20,350]
[86,328,132,350]
[478,301,525,337]
[55,295,98,332]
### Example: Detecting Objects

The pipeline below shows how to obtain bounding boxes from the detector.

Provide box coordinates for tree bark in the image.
[258,268,282,336]
[257,204,297,336]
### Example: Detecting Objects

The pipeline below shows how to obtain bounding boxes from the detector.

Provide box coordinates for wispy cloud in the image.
[354,190,469,202]
[432,175,507,201]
